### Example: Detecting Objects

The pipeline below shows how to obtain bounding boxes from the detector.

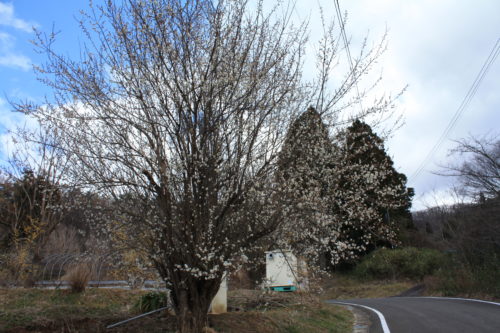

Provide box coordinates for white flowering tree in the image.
[15,0,401,331]
[275,107,340,265]
[277,112,412,267]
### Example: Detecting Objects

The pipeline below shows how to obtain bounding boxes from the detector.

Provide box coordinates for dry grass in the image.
[211,303,352,333]
[0,283,359,332]
[0,288,146,332]
[320,275,414,300]
[321,274,500,303]
[64,263,92,293]
[0,288,353,333]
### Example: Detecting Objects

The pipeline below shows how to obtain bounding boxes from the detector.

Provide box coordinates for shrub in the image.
[352,247,446,280]
[0,245,40,287]
[65,263,91,293]
[431,253,500,298]
[134,291,169,312]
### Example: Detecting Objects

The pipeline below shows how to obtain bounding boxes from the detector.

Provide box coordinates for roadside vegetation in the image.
[0,288,144,332]
[333,245,499,301]
[320,276,413,300]
[0,288,352,333]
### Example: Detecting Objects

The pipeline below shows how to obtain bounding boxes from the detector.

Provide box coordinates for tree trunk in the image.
[177,298,207,333]
[172,276,221,333]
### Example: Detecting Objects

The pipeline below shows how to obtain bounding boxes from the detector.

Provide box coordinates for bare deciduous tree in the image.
[440,134,500,200]
[14,0,400,331]
[0,126,72,258]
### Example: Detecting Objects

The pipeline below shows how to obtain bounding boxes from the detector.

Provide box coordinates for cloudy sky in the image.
[0,0,499,210]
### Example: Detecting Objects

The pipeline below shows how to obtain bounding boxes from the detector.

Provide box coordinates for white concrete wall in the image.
[209,275,227,314]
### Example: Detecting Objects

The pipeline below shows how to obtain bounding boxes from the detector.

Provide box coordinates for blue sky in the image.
[0,1,88,92]
[1,0,499,210]
[0,1,89,133]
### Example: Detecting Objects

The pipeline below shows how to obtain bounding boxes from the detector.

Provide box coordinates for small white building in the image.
[265,250,307,291]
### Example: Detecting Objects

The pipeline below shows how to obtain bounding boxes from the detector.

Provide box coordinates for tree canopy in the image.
[13,0,401,331]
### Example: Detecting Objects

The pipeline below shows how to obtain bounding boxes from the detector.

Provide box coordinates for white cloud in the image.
[0,52,30,70]
[0,32,31,70]
[0,24,32,70]
[322,0,500,209]
[0,97,19,160]
[0,2,34,32]
[0,31,13,48]
[414,185,470,211]
[0,3,35,70]
[0,97,39,162]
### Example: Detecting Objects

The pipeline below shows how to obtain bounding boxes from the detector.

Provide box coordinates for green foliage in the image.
[134,291,168,313]
[276,109,414,268]
[432,253,500,298]
[352,247,446,280]
[339,120,414,246]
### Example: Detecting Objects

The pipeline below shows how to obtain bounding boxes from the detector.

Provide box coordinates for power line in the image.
[409,38,500,182]
[410,39,500,182]
[333,0,364,114]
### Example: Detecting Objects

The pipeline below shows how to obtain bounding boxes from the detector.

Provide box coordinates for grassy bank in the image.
[0,288,144,332]
[329,247,500,301]
[211,304,352,333]
[321,276,414,300]
[0,288,352,333]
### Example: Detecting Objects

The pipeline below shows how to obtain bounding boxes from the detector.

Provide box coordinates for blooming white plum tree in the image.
[15,0,401,331]
[275,107,340,265]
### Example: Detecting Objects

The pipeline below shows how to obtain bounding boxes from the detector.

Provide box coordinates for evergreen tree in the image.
[332,120,413,259]
[276,109,414,267]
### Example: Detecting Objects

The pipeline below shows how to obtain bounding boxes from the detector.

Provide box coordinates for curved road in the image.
[327,297,500,333]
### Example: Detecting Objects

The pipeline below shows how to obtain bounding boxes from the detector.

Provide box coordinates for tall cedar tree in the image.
[335,120,413,260]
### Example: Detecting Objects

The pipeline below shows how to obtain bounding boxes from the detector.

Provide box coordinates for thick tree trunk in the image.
[171,276,221,333]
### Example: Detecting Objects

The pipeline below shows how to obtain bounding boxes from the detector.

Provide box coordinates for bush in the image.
[134,291,168,312]
[431,253,500,298]
[352,247,446,280]
[65,263,91,293]
[0,245,40,287]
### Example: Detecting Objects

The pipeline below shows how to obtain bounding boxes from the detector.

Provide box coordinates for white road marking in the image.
[330,301,391,333]
[330,296,500,333]
[415,296,500,307]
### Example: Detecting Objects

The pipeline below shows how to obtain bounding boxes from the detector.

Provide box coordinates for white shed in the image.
[265,250,299,291]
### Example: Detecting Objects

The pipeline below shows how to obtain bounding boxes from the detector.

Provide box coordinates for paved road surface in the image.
[328,297,500,333]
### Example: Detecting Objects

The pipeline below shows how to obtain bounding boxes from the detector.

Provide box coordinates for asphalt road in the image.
[327,297,500,333]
